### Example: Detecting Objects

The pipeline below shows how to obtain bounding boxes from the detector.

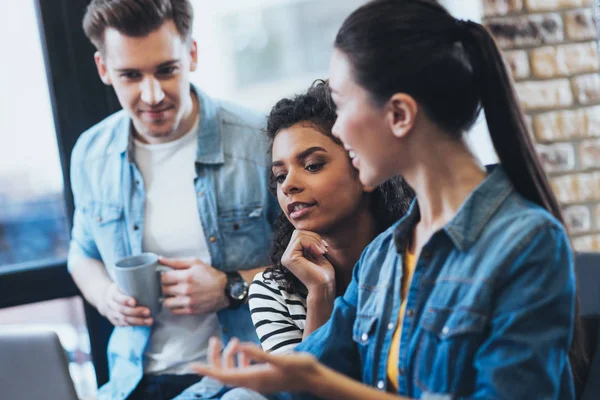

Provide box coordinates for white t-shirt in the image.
[134,119,221,374]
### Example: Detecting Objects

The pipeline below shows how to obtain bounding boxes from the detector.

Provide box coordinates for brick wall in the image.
[482,0,600,251]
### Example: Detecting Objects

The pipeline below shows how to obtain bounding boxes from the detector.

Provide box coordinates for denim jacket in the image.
[286,166,575,400]
[67,86,278,400]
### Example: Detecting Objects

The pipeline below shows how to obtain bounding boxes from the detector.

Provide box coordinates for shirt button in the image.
[387,322,395,330]
[376,380,385,390]
[197,191,203,197]
[442,326,450,335]
[406,309,415,318]
[133,224,139,231]
[399,367,406,375]
[97,216,103,222]
[222,327,228,333]
[361,333,368,342]
[209,236,216,243]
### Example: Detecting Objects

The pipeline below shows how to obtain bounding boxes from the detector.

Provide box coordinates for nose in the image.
[140,76,165,105]
[281,170,303,196]
[331,120,341,139]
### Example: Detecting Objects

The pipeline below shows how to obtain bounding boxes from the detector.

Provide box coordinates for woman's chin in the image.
[359,165,394,189]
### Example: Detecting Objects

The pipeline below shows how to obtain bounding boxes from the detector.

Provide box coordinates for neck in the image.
[173,90,199,139]
[404,135,486,247]
[320,206,377,294]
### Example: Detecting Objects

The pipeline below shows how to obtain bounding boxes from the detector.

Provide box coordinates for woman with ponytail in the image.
[189,1,585,399]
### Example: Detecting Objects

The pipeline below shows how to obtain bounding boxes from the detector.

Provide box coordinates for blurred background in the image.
[0,0,597,398]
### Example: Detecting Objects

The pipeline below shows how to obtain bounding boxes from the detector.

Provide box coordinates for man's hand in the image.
[159,257,230,315]
[98,282,153,326]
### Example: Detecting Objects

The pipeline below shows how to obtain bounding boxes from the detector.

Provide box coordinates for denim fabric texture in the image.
[68,86,278,400]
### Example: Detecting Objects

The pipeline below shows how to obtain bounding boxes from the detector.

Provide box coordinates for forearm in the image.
[239,266,267,285]
[310,363,412,400]
[70,256,112,310]
[303,286,335,338]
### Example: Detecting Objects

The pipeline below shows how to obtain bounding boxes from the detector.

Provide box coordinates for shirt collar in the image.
[116,84,225,165]
[394,165,514,253]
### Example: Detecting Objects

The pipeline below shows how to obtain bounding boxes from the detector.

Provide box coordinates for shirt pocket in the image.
[413,307,488,396]
[352,313,379,372]
[82,203,127,265]
[218,203,269,272]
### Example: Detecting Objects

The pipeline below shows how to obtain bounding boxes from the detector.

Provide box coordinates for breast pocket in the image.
[83,203,127,265]
[218,204,269,272]
[352,314,379,369]
[414,307,488,395]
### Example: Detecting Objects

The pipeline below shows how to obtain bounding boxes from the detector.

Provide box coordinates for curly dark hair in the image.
[263,80,415,294]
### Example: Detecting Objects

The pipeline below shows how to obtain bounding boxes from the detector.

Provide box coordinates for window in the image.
[0,0,69,267]
[190,0,367,112]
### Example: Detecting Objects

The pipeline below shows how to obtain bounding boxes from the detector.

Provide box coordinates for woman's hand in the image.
[191,337,322,394]
[282,230,335,293]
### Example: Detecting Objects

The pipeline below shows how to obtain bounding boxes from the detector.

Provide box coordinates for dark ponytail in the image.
[459,20,564,224]
[460,19,588,390]
[335,0,586,389]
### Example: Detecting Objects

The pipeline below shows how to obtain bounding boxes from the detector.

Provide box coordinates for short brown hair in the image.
[83,0,193,51]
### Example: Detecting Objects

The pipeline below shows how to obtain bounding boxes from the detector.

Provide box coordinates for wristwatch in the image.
[225,271,249,309]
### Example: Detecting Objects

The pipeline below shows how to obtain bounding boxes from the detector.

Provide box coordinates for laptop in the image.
[0,330,79,400]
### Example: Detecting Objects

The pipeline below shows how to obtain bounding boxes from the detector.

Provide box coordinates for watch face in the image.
[230,280,248,300]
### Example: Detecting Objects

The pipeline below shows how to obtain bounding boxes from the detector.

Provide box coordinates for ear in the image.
[94,51,112,85]
[385,93,418,139]
[189,40,198,72]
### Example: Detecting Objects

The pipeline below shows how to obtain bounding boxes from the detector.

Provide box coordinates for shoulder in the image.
[485,192,569,254]
[249,271,306,306]
[217,101,270,166]
[219,100,266,132]
[71,110,129,166]
[354,221,402,278]
[250,271,286,300]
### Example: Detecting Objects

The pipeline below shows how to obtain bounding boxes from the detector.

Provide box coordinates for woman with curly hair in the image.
[248,80,414,354]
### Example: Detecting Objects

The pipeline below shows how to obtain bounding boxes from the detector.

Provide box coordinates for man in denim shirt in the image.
[68,1,276,399]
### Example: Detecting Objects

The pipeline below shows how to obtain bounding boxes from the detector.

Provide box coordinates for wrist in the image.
[95,281,112,316]
[218,271,231,309]
[306,281,336,301]
[306,358,328,392]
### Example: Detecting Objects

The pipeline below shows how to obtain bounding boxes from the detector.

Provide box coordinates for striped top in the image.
[249,272,307,354]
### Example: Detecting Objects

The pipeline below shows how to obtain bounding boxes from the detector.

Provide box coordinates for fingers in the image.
[106,308,153,326]
[106,288,153,326]
[160,269,191,286]
[293,230,329,248]
[209,337,223,368]
[238,343,281,366]
[110,286,136,307]
[238,349,250,368]
[294,232,328,255]
[223,338,239,368]
[158,256,206,270]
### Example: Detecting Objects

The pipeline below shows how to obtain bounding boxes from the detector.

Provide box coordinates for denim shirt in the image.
[67,86,278,400]
[285,166,575,400]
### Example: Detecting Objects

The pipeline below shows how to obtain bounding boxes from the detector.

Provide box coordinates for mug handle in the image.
[155,264,173,304]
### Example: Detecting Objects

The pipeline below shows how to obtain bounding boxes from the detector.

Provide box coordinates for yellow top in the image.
[386,247,417,392]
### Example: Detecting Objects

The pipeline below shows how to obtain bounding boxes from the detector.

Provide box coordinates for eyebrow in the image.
[114,59,180,73]
[271,146,328,168]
